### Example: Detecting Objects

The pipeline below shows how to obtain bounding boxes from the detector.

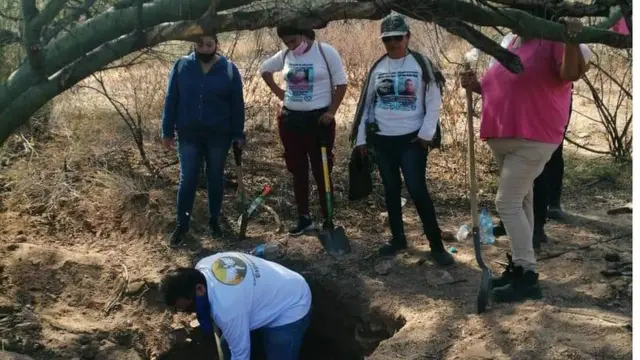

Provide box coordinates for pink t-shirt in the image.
[479,39,573,144]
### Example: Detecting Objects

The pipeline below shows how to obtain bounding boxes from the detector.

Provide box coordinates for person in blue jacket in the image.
[161,33,245,247]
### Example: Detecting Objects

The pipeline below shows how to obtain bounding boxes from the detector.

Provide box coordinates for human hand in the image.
[459,69,480,91]
[562,18,584,41]
[162,137,176,150]
[411,137,431,150]
[318,111,335,126]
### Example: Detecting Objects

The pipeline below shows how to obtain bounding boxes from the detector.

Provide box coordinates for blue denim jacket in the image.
[162,53,245,141]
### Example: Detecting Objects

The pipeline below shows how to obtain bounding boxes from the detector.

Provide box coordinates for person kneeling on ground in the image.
[160,251,312,360]
[350,13,453,266]
[161,33,246,247]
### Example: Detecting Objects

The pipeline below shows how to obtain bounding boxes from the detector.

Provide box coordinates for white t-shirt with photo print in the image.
[355,54,442,146]
[260,41,347,111]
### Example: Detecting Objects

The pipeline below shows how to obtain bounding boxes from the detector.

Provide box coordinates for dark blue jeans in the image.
[221,310,311,360]
[373,132,444,250]
[176,133,231,229]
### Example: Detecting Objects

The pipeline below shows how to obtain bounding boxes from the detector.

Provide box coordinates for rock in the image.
[425,269,455,287]
[125,280,146,295]
[375,260,395,275]
[95,344,142,360]
[462,344,494,359]
[0,352,36,360]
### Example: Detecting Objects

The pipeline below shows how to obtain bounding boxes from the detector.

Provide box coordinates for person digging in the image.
[160,251,312,360]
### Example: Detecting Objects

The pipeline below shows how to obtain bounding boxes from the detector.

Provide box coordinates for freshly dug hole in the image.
[158,277,406,360]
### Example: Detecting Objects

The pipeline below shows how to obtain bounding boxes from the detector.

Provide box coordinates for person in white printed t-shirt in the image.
[260,27,348,237]
[350,13,453,266]
[160,252,312,360]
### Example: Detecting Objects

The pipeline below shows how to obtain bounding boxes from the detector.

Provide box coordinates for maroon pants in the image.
[278,120,335,219]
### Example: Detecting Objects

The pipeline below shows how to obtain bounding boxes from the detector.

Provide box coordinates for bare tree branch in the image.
[32,0,71,29]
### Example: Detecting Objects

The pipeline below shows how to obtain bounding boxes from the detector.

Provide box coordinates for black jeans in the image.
[373,132,444,250]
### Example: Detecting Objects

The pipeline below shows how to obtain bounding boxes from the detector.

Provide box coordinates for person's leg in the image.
[308,122,335,228]
[171,139,203,246]
[261,311,311,360]
[203,134,232,237]
[374,136,407,256]
[279,126,314,236]
[488,138,557,302]
[547,141,566,219]
[532,163,551,248]
[492,154,507,238]
[400,141,453,266]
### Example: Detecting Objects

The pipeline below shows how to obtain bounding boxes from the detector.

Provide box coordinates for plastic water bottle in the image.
[479,208,495,245]
[456,224,470,242]
[249,244,279,260]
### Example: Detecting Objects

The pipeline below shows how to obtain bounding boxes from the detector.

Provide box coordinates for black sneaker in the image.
[430,248,455,266]
[170,226,188,248]
[492,267,543,303]
[288,215,314,236]
[547,206,567,220]
[492,253,516,288]
[210,220,223,239]
[378,238,407,257]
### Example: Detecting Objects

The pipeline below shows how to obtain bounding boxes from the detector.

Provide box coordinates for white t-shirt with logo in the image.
[355,54,442,146]
[195,252,312,360]
[260,41,348,111]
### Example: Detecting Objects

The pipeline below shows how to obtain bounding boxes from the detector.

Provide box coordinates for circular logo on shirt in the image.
[211,256,248,286]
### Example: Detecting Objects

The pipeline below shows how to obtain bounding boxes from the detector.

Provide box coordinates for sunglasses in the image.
[382,35,404,43]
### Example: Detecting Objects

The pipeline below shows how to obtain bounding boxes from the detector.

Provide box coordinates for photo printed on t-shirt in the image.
[375,71,419,111]
[285,64,315,102]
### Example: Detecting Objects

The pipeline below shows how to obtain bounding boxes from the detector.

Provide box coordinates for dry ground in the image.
[0,21,633,360]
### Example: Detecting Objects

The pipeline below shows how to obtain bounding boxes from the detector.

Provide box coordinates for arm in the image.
[260,50,286,101]
[417,81,443,141]
[324,44,348,115]
[355,72,377,147]
[218,314,251,360]
[161,60,180,139]
[559,43,591,81]
[230,64,245,141]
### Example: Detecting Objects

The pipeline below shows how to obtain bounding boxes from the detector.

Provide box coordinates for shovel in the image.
[464,60,493,314]
[318,135,351,255]
[238,185,272,240]
[233,142,245,212]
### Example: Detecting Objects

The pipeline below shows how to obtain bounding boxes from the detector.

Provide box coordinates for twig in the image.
[260,203,283,234]
[104,263,129,315]
[538,233,632,261]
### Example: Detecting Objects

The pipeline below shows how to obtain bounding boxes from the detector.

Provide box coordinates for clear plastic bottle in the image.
[456,224,470,242]
[479,208,495,245]
[249,243,279,260]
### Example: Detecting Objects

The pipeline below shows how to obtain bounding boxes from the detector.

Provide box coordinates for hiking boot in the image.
[430,248,454,266]
[533,226,548,250]
[378,237,407,257]
[289,215,314,236]
[492,267,543,303]
[493,222,507,238]
[170,226,188,248]
[210,219,223,239]
[492,253,516,288]
[547,205,567,220]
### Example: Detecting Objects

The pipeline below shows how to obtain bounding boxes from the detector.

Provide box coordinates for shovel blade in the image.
[476,268,492,314]
[318,226,351,255]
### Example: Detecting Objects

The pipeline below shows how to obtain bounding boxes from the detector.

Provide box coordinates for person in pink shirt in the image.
[460,16,591,303]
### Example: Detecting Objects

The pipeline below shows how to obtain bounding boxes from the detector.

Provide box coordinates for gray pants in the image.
[488,138,558,272]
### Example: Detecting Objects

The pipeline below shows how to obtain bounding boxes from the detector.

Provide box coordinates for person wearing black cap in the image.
[350,13,453,266]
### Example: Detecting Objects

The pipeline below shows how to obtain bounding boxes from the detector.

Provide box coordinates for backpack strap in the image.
[317,42,334,98]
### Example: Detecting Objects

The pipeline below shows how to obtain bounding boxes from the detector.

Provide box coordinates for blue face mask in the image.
[195,295,214,334]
